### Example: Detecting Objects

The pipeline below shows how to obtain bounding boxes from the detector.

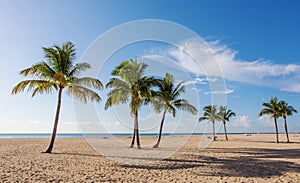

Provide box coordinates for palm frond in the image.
[12,80,58,96]
[68,63,91,77]
[173,99,198,115]
[259,97,280,118]
[73,77,103,89]
[168,105,176,117]
[67,85,101,103]
[200,105,219,122]
[278,100,297,117]
[199,116,209,122]
[106,78,129,89]
[111,60,129,76]
[171,81,185,98]
[20,62,55,80]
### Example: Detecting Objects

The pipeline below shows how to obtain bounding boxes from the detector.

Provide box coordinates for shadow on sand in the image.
[120,148,300,178]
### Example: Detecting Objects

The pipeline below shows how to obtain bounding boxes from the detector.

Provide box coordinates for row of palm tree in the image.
[12,42,298,153]
[105,59,198,148]
[199,105,236,141]
[259,97,297,143]
[12,42,198,152]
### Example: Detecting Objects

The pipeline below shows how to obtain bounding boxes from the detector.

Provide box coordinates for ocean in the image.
[0,133,198,139]
[0,132,280,138]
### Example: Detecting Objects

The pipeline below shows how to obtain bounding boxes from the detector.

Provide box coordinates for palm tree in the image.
[218,106,236,140]
[152,73,197,148]
[199,105,219,141]
[258,97,280,143]
[105,58,156,149]
[12,42,102,153]
[278,100,297,143]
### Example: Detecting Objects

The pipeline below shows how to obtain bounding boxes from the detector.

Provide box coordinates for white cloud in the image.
[205,88,234,95]
[184,77,207,85]
[206,77,218,83]
[211,89,234,95]
[166,38,300,92]
[191,87,205,92]
[232,115,251,129]
[281,83,300,93]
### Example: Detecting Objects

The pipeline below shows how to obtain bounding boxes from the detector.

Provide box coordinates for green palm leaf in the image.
[152,73,198,148]
[105,58,156,148]
[12,41,102,153]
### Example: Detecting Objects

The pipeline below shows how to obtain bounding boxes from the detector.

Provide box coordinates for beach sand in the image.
[1,134,300,182]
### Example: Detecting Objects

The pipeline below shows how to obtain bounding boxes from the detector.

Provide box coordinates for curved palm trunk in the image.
[223,121,228,140]
[283,116,290,143]
[153,109,167,148]
[45,87,63,153]
[274,117,279,143]
[212,120,216,141]
[130,104,141,149]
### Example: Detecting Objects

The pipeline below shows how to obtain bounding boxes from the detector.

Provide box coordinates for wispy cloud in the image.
[281,83,300,93]
[184,77,207,85]
[205,88,234,95]
[231,115,251,129]
[211,89,234,95]
[165,38,300,92]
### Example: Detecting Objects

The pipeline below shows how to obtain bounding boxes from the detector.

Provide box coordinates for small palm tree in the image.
[258,97,280,143]
[199,105,219,141]
[12,42,102,153]
[278,100,297,143]
[105,58,156,149]
[152,73,197,148]
[218,106,236,140]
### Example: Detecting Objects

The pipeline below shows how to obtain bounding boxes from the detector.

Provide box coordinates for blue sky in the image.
[1,0,300,134]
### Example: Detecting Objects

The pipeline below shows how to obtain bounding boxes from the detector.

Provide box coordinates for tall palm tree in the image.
[278,100,297,143]
[12,42,102,153]
[258,97,280,143]
[105,58,156,149]
[152,73,198,148]
[199,105,219,141]
[218,106,236,140]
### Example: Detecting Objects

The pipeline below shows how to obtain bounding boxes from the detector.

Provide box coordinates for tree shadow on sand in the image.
[121,148,300,178]
[185,148,300,178]
[50,152,104,158]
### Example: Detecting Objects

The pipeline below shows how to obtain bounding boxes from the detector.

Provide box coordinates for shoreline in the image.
[1,132,299,139]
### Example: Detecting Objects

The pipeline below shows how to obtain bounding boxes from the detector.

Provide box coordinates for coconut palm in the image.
[218,106,236,140]
[278,100,297,143]
[199,105,219,141]
[105,58,156,149]
[258,97,280,143]
[12,42,102,153]
[152,73,197,148]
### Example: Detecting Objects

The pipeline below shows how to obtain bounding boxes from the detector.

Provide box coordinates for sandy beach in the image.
[1,134,300,182]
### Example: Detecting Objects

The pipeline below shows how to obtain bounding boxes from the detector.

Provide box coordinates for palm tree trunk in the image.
[283,116,290,143]
[153,109,167,148]
[130,128,135,148]
[130,104,141,149]
[274,117,279,143]
[130,105,137,148]
[212,121,216,141]
[135,104,141,149]
[223,121,228,140]
[45,87,63,153]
